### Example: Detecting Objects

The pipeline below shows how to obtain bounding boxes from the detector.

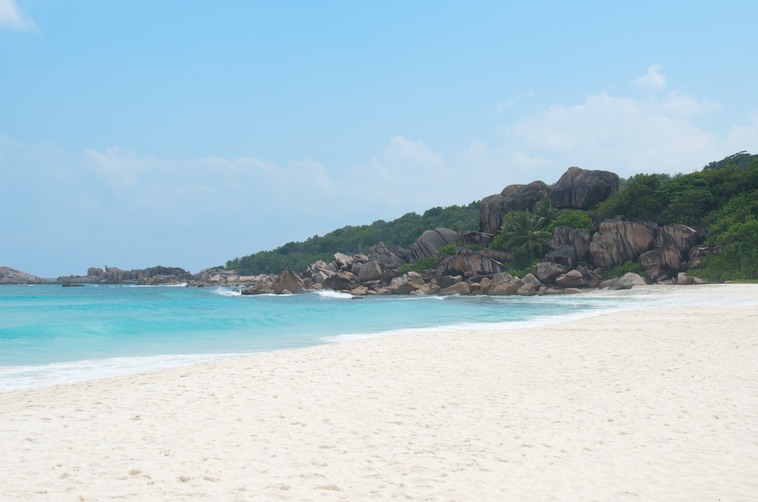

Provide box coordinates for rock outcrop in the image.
[409,228,459,260]
[273,270,306,295]
[436,248,508,278]
[547,226,592,268]
[550,167,620,209]
[589,220,658,270]
[479,181,550,234]
[0,266,51,284]
[58,266,192,285]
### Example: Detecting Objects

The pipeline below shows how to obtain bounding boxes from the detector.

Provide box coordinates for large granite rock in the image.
[480,272,523,296]
[0,266,51,284]
[241,275,276,295]
[550,167,620,209]
[386,272,426,294]
[479,181,550,234]
[273,270,306,294]
[436,249,508,278]
[547,226,592,268]
[409,228,459,260]
[640,224,700,281]
[533,262,569,284]
[589,220,658,270]
[357,260,384,282]
[601,272,647,290]
[323,271,359,292]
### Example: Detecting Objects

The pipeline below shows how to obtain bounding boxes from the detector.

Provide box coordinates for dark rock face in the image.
[533,262,570,284]
[640,224,701,281]
[480,272,523,296]
[501,181,551,211]
[601,272,647,290]
[0,266,51,284]
[479,181,550,234]
[409,228,459,260]
[548,226,592,268]
[273,270,306,294]
[436,249,507,278]
[551,167,620,209]
[589,220,658,270]
[357,261,384,282]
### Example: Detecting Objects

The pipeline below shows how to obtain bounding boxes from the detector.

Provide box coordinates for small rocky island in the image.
[0,267,52,285]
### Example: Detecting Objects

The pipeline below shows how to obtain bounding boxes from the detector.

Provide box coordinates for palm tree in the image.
[533,198,561,228]
[501,210,551,258]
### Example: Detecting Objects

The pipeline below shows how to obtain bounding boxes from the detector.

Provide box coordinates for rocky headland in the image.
[4,166,715,293]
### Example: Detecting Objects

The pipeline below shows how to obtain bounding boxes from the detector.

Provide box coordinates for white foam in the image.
[0,353,243,393]
[319,286,747,345]
[315,290,354,299]
[211,287,242,297]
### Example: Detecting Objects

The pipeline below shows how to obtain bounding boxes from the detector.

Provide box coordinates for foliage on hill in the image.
[225,152,758,281]
[226,202,480,275]
[596,154,758,226]
[596,153,758,280]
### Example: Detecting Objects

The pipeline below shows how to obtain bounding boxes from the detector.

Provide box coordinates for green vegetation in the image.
[597,153,758,281]
[597,154,758,226]
[604,260,647,280]
[225,152,758,282]
[491,210,552,270]
[397,257,439,274]
[226,201,480,275]
[438,243,458,258]
[547,210,594,232]
[691,190,758,281]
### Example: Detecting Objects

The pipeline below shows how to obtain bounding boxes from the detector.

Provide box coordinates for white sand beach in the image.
[1,284,757,501]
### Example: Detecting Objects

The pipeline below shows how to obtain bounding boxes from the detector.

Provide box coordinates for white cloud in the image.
[499,88,758,177]
[0,0,36,31]
[634,64,666,91]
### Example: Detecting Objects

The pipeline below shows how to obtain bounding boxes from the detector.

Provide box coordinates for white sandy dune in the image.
[1,284,757,501]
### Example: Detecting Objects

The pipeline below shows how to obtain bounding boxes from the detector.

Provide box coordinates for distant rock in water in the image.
[0,266,51,284]
[57,266,192,285]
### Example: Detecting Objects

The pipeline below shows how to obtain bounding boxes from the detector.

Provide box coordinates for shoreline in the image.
[1,284,757,500]
[0,284,747,394]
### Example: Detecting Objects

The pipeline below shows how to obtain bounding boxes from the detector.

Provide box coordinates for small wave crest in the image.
[315,290,354,300]
[211,287,242,297]
[0,353,241,393]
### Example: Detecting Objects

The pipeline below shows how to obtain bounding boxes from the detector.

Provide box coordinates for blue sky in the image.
[2,1,757,277]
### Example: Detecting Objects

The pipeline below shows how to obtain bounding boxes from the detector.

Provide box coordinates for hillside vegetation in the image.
[596,152,758,281]
[225,152,758,282]
[226,202,479,275]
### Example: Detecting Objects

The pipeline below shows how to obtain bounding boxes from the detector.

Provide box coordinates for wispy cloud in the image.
[633,64,666,91]
[0,0,36,31]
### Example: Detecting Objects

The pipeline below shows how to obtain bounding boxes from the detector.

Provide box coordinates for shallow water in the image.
[0,284,698,391]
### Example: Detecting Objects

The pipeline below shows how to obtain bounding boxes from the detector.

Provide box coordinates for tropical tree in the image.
[533,198,561,228]
[500,211,552,260]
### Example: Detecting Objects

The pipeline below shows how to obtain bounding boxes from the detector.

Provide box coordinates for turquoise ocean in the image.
[0,283,713,393]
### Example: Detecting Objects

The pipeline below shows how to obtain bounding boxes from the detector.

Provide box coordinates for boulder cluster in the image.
[234,220,705,297]
[230,166,707,296]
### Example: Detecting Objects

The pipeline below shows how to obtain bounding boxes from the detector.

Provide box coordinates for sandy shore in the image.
[1,285,757,501]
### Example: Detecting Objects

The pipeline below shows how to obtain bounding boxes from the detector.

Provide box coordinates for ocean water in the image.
[0,283,704,392]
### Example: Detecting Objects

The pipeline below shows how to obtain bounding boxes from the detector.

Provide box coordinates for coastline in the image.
[1,284,757,500]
